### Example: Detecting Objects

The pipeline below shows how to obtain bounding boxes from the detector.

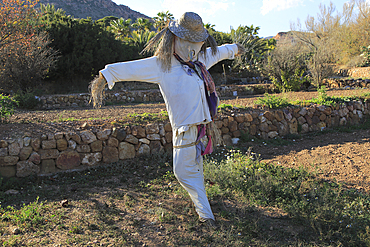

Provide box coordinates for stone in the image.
[23,137,31,147]
[0,140,8,148]
[0,156,19,166]
[139,138,150,145]
[298,108,307,116]
[57,139,68,151]
[68,140,77,149]
[245,113,253,122]
[8,142,20,156]
[264,111,274,121]
[147,134,161,141]
[165,132,172,143]
[284,109,293,121]
[119,142,136,159]
[137,144,150,156]
[31,138,41,151]
[268,131,279,138]
[42,140,57,150]
[81,153,102,166]
[96,129,112,140]
[102,146,119,163]
[150,141,164,154]
[220,127,229,134]
[77,144,90,153]
[340,117,347,126]
[161,137,166,146]
[274,110,284,122]
[234,114,245,123]
[47,133,55,140]
[228,121,238,132]
[289,118,298,134]
[159,124,165,136]
[16,161,40,177]
[29,152,41,164]
[39,149,59,160]
[54,132,64,140]
[19,147,33,161]
[222,135,232,147]
[249,124,257,136]
[0,148,7,157]
[125,135,139,145]
[164,123,172,132]
[65,132,81,144]
[146,123,159,134]
[107,137,119,147]
[301,123,309,133]
[131,126,146,138]
[298,116,306,125]
[80,130,97,144]
[259,122,269,133]
[318,122,326,131]
[90,140,103,152]
[0,166,16,177]
[214,120,223,128]
[40,159,56,174]
[312,116,320,124]
[116,129,127,142]
[56,151,81,170]
[231,130,240,137]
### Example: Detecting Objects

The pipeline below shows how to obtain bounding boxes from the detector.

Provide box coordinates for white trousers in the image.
[173,125,215,220]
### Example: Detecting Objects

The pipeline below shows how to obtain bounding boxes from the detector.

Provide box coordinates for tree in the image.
[153,11,174,31]
[37,6,140,92]
[132,18,152,33]
[290,1,345,86]
[0,0,58,93]
[0,32,59,92]
[107,18,132,40]
[263,43,309,92]
[0,0,39,48]
[230,25,275,75]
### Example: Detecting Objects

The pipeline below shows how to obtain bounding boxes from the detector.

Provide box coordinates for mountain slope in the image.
[38,0,150,20]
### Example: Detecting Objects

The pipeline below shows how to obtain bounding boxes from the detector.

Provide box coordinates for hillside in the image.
[38,0,150,20]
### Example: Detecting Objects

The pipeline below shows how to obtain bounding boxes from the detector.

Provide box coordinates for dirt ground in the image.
[3,88,370,193]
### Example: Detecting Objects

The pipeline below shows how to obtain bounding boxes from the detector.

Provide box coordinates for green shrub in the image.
[13,90,40,110]
[0,94,18,123]
[254,93,291,109]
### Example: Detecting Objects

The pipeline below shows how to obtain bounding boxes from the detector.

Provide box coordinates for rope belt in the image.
[173,139,200,149]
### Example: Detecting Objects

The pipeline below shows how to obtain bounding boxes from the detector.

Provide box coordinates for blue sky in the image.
[112,0,352,38]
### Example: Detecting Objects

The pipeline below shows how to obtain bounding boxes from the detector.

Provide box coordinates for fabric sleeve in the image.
[202,44,239,70]
[100,56,161,89]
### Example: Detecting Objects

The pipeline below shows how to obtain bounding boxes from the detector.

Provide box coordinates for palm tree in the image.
[107,18,132,40]
[132,18,152,33]
[130,30,156,52]
[204,23,216,32]
[153,11,174,31]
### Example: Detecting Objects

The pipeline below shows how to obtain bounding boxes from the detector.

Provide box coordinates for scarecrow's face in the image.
[174,36,204,62]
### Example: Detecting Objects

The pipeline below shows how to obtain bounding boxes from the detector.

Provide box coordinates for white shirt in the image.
[100,44,238,135]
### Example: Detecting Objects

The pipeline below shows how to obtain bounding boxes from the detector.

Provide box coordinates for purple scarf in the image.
[173,53,219,118]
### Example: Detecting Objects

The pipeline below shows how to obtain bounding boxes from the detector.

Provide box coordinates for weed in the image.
[254,93,291,109]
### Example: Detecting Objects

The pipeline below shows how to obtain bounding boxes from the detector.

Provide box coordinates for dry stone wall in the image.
[1,100,369,178]
[37,85,275,109]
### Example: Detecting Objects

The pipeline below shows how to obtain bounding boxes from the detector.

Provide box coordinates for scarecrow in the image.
[90,12,244,229]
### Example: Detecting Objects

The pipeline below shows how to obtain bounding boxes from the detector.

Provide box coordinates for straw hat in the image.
[168,12,209,43]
